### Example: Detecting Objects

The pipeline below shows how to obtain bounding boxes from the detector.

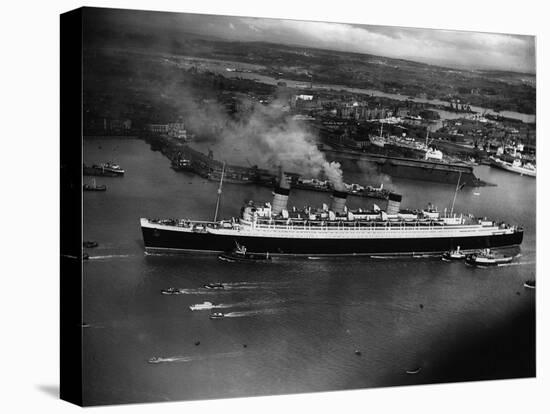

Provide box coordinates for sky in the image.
[98,8,536,74]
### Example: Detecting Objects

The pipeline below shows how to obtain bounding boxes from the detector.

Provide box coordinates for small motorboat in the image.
[203,282,224,290]
[465,249,513,266]
[523,280,536,289]
[189,301,216,311]
[148,357,165,364]
[83,240,98,248]
[442,246,466,261]
[406,367,422,375]
[161,287,183,295]
[218,242,272,263]
[209,312,225,320]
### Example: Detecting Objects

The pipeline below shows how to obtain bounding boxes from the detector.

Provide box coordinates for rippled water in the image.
[82,137,535,405]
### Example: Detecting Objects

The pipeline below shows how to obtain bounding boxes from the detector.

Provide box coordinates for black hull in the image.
[141,226,523,256]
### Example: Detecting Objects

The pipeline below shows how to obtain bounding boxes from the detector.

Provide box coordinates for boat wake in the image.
[88,254,132,260]
[148,351,243,364]
[224,308,282,318]
[215,299,286,309]
[165,289,220,295]
[222,281,287,291]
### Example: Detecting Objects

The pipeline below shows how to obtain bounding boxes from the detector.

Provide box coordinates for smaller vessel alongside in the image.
[465,249,514,266]
[189,301,216,311]
[209,312,225,320]
[218,243,272,263]
[523,280,536,289]
[442,246,466,261]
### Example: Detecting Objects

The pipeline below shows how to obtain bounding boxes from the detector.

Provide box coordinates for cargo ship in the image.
[140,169,523,257]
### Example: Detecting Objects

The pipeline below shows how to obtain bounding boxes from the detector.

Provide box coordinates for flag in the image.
[373,204,380,212]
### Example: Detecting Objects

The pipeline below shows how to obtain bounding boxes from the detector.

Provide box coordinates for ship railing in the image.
[147,218,239,230]
[248,220,498,232]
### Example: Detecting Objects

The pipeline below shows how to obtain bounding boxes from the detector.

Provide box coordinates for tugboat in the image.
[83,179,107,192]
[465,249,514,266]
[148,357,166,364]
[161,287,183,295]
[442,246,466,261]
[523,280,536,289]
[203,282,224,290]
[209,312,225,320]
[218,242,272,263]
[189,301,216,311]
[83,241,98,248]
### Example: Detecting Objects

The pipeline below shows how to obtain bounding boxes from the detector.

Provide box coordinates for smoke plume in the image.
[175,90,345,189]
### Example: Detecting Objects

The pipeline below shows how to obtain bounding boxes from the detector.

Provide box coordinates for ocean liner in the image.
[140,170,523,256]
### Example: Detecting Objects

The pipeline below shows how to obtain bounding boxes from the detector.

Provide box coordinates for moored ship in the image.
[83,162,125,176]
[489,156,536,177]
[140,169,523,257]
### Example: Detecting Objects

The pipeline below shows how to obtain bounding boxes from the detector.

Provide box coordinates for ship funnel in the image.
[386,192,402,215]
[330,190,348,214]
[272,167,290,216]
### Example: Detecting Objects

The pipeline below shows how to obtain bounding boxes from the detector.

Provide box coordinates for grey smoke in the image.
[172,88,345,188]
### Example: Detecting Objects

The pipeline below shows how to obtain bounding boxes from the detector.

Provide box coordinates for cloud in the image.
[232,17,535,72]
[90,9,535,73]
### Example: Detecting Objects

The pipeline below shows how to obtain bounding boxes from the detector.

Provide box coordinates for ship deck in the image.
[141,217,518,240]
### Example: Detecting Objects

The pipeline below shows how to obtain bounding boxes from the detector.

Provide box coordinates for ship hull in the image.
[141,225,523,256]
[489,158,536,178]
[323,149,486,186]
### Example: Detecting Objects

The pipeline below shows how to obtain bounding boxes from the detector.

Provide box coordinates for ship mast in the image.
[450,170,462,216]
[213,162,226,222]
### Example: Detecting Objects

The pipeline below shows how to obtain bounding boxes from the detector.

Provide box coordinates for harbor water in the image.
[82,137,535,405]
